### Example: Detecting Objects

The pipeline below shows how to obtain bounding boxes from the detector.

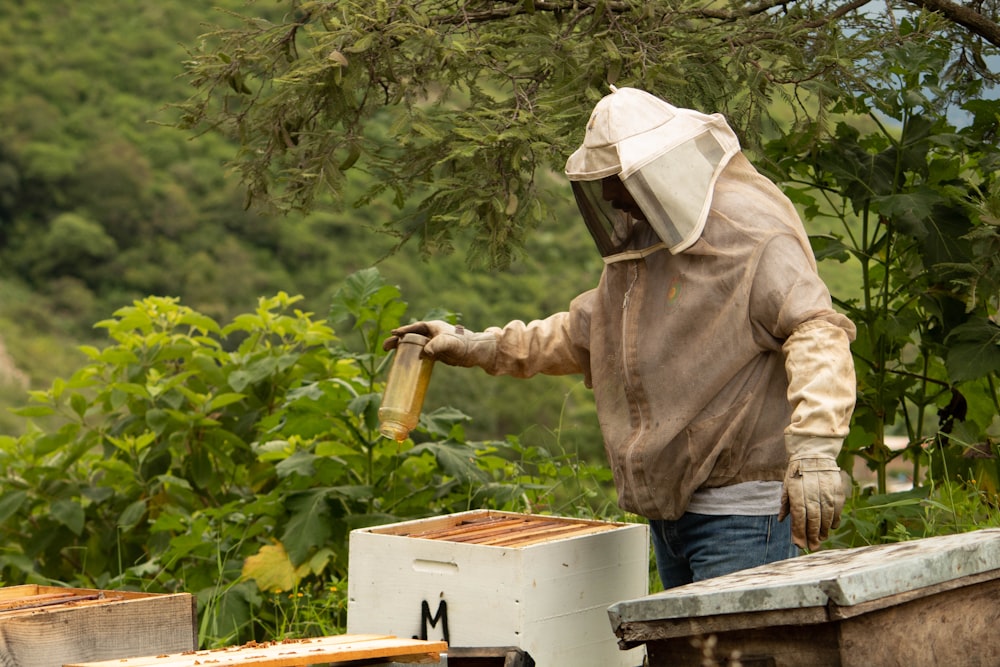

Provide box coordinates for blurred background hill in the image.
[0,0,608,451]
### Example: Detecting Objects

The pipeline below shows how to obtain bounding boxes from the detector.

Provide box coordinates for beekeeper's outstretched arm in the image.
[383,297,590,379]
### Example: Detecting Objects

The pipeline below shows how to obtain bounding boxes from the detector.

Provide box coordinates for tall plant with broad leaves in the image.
[0,268,620,646]
[766,29,1000,544]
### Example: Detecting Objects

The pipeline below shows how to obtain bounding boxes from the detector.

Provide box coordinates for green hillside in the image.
[0,0,608,452]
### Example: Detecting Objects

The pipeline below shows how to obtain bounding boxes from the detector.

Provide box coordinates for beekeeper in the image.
[384,86,857,588]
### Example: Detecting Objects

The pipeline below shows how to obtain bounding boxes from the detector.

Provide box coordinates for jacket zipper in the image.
[621,261,649,510]
[621,262,639,400]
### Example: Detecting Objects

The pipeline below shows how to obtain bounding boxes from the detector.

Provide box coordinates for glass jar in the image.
[378,333,434,441]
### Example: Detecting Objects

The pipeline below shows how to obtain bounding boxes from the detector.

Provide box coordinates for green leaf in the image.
[349,393,381,432]
[281,413,340,439]
[946,318,1000,382]
[190,353,227,387]
[325,485,372,501]
[146,409,170,435]
[275,450,317,479]
[345,32,375,53]
[32,431,74,457]
[208,392,246,410]
[200,582,256,643]
[421,407,471,438]
[873,188,946,237]
[51,498,85,535]
[11,405,55,418]
[281,489,332,565]
[114,382,152,399]
[809,234,852,263]
[98,348,140,365]
[187,444,215,489]
[227,370,253,393]
[409,441,487,484]
[179,312,221,335]
[0,490,28,524]
[254,440,295,462]
[329,267,398,324]
[153,474,193,491]
[228,357,278,392]
[118,499,147,530]
[315,440,360,458]
[70,393,88,418]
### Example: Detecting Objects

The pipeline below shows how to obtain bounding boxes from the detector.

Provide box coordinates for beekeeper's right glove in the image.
[383,321,498,370]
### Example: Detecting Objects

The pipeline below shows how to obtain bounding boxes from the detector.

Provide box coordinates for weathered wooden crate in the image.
[609,528,1000,667]
[347,509,649,667]
[0,584,195,667]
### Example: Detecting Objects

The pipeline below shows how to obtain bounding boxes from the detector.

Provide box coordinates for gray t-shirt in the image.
[685,481,783,516]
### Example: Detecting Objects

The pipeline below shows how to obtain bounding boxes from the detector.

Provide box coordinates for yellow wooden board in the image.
[63,634,448,667]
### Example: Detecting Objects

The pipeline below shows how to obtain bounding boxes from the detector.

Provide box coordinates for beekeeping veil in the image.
[565,86,741,261]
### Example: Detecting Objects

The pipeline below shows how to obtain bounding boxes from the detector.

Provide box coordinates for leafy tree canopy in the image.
[176,0,998,268]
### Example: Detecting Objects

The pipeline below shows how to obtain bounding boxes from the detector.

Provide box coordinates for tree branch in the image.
[428,0,1000,49]
[904,0,1000,47]
[434,0,596,25]
[691,0,796,21]
[800,0,879,28]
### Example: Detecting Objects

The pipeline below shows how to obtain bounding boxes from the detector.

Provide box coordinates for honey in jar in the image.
[378,333,434,441]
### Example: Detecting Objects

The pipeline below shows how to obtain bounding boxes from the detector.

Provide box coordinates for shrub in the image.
[0,268,621,646]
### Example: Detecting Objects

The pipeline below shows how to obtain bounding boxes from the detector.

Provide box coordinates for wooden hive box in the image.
[0,584,196,667]
[609,528,1000,667]
[347,509,649,667]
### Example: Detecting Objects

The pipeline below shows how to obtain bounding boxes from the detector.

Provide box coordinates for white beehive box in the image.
[347,509,649,667]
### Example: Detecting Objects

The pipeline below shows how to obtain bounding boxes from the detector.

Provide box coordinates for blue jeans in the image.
[650,513,799,590]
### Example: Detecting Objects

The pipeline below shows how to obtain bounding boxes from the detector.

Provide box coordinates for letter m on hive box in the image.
[347,510,649,667]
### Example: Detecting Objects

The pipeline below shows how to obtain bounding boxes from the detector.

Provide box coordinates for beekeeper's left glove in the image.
[778,435,845,551]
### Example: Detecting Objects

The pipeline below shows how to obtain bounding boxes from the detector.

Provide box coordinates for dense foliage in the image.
[0,269,621,645]
[173,0,998,268]
[767,36,1000,545]
[0,0,604,448]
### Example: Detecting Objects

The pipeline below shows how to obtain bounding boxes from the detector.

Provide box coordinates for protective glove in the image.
[382,320,497,370]
[778,435,845,551]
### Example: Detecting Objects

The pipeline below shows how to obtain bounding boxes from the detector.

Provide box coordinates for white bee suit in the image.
[388,87,857,551]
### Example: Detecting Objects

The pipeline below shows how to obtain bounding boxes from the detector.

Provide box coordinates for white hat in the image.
[565,87,741,255]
